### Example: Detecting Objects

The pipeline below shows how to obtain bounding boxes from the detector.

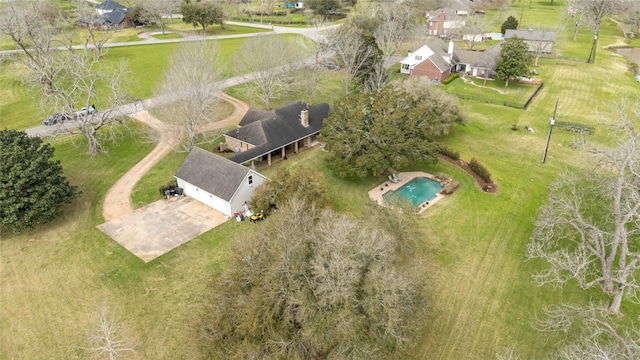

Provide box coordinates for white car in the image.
[75,106,96,116]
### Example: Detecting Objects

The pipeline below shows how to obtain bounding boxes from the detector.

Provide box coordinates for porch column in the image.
[281,147,285,158]
[294,141,298,153]
[250,160,255,170]
[268,153,272,165]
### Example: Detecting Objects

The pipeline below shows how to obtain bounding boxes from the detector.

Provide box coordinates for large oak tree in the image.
[321,80,466,177]
[200,199,426,359]
[527,98,640,316]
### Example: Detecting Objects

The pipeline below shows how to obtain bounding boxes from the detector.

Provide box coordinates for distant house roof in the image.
[504,29,556,42]
[101,9,126,25]
[96,0,128,11]
[427,8,464,21]
[227,101,331,164]
[175,147,256,201]
[456,42,502,68]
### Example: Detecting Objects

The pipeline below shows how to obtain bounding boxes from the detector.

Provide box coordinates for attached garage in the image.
[174,147,268,217]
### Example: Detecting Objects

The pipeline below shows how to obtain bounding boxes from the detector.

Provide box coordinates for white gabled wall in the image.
[229,171,269,213]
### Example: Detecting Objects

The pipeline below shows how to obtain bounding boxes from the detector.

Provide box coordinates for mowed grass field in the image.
[0,33,308,130]
[2,2,640,359]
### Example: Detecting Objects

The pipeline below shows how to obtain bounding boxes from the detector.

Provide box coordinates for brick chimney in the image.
[300,109,309,127]
[437,11,445,36]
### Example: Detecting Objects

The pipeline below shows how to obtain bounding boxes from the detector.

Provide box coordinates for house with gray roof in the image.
[174,147,268,217]
[95,0,128,15]
[504,29,556,53]
[223,101,331,168]
[401,39,501,82]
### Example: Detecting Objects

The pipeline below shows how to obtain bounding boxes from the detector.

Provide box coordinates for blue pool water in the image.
[383,177,443,207]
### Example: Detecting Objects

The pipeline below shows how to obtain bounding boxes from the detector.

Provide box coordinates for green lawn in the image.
[439,76,539,109]
[1,34,309,130]
[151,33,183,40]
[2,1,640,358]
[165,22,273,36]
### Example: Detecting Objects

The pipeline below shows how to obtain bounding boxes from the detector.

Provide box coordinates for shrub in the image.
[469,158,492,183]
[438,145,460,160]
[441,180,459,195]
[443,73,460,84]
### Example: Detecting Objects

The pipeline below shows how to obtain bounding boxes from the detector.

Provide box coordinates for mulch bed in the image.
[438,155,498,193]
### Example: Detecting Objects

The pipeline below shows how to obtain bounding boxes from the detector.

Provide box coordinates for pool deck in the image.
[368,171,445,214]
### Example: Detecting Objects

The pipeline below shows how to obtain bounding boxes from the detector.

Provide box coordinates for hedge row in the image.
[438,145,460,160]
[443,73,459,84]
[469,158,491,183]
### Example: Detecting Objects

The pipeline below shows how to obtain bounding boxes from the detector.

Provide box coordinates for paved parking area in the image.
[98,196,227,262]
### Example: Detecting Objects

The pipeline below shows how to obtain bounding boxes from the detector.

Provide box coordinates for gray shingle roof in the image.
[96,0,127,11]
[226,101,331,164]
[504,29,556,42]
[174,147,253,201]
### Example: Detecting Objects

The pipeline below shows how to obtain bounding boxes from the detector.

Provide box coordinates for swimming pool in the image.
[382,177,443,207]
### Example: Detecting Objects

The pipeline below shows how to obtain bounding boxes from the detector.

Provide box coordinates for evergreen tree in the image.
[501,15,519,34]
[496,36,532,86]
[0,130,80,233]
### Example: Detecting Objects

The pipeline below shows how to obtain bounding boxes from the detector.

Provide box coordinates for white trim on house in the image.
[400,45,435,74]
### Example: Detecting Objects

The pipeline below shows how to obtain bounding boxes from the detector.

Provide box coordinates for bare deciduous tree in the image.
[72,0,114,58]
[527,98,640,316]
[534,302,640,360]
[328,26,375,95]
[568,0,628,62]
[0,0,63,92]
[363,60,389,93]
[55,52,130,155]
[138,0,180,34]
[156,40,222,152]
[526,26,559,67]
[496,345,522,360]
[200,199,427,359]
[86,303,136,360]
[450,25,485,51]
[373,3,415,58]
[565,0,592,41]
[234,35,304,109]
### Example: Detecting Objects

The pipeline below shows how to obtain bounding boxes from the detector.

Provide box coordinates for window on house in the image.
[415,55,422,60]
[402,64,409,70]
[248,175,253,185]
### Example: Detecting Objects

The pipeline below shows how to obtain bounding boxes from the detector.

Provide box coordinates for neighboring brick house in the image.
[223,101,331,169]
[426,8,467,37]
[400,39,457,83]
[401,39,501,82]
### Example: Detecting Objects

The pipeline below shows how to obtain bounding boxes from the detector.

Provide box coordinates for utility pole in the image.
[587,32,598,63]
[519,0,525,27]
[542,98,559,163]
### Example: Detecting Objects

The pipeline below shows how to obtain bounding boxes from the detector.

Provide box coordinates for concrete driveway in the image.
[98,196,227,262]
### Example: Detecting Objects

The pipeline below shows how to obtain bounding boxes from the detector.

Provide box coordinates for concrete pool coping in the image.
[368,171,445,214]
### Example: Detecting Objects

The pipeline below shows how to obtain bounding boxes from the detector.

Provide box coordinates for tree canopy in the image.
[250,168,330,211]
[501,15,519,34]
[496,36,532,86]
[181,0,224,34]
[320,80,466,177]
[0,130,80,233]
[199,199,426,359]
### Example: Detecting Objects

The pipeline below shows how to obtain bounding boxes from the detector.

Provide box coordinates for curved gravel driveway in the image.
[101,92,249,222]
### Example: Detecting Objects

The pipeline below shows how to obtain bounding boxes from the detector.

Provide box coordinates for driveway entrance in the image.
[98,196,227,262]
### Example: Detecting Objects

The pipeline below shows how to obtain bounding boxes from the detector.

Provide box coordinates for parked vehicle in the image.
[43,113,71,125]
[75,105,96,116]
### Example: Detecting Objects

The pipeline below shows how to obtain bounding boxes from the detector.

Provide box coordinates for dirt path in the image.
[101,93,249,222]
